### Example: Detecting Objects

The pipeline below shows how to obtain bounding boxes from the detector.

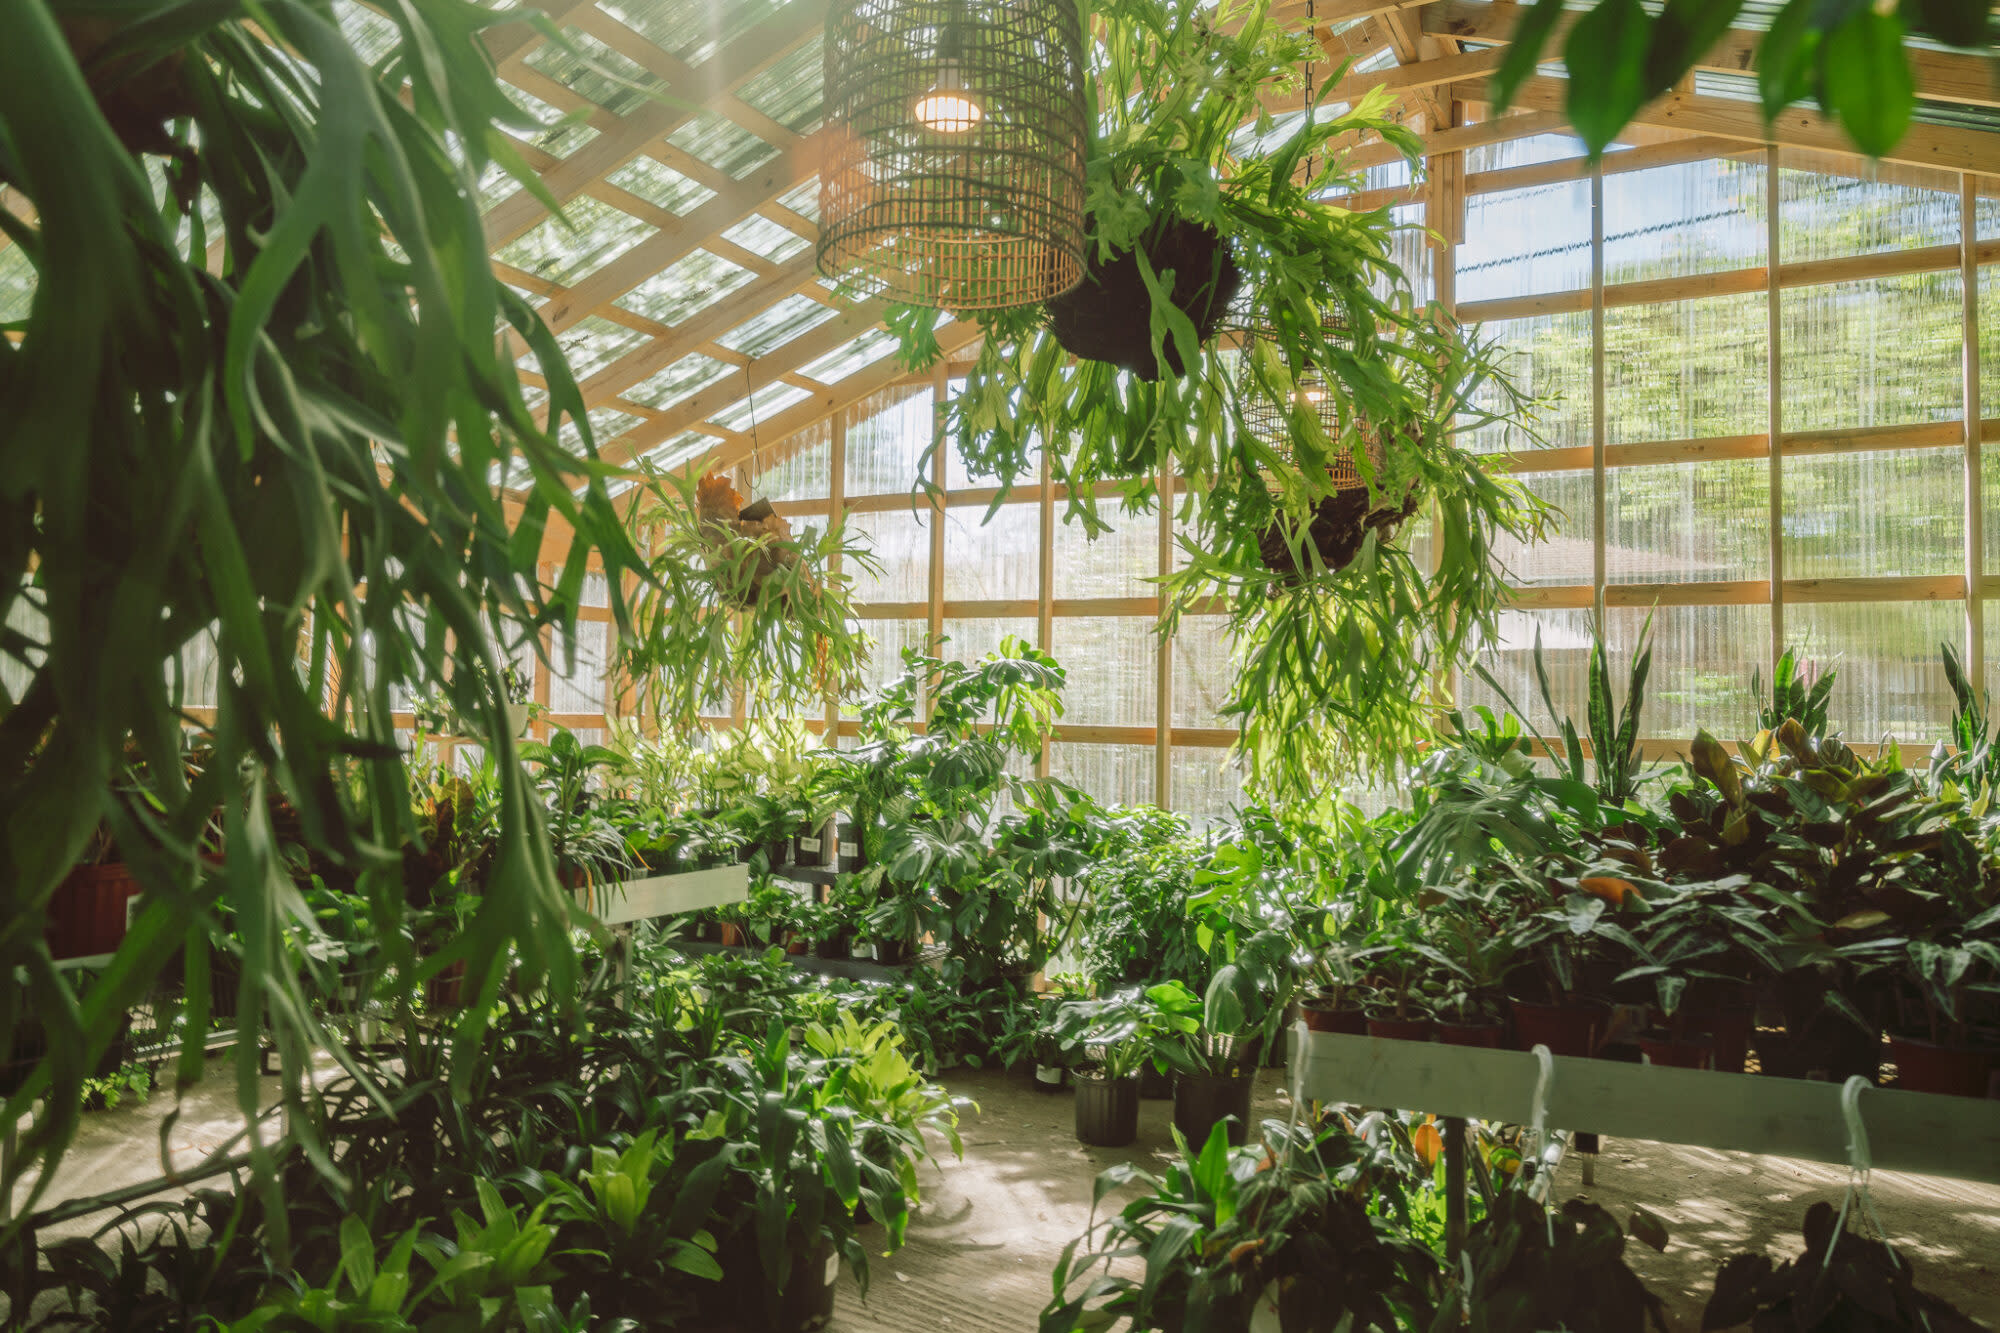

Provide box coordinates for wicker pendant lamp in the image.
[817,0,1089,312]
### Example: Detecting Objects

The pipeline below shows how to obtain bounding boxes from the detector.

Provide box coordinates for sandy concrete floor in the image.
[11,1059,1999,1330]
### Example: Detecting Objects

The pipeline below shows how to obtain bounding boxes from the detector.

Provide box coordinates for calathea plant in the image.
[888,0,1547,799]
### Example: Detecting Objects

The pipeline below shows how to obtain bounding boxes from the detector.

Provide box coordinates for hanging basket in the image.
[1253,420,1420,581]
[1046,216,1242,381]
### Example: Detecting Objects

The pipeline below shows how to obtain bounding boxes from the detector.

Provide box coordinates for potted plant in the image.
[1148,977,1269,1149]
[1359,918,1449,1043]
[1048,987,1165,1148]
[1885,929,2000,1098]
[1296,935,1371,1036]
[1041,1117,1442,1332]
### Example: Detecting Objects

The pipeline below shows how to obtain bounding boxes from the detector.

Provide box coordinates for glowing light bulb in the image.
[914,62,983,133]
[1299,387,1327,405]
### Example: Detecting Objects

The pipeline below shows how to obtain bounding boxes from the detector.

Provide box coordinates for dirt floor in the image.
[11,1060,2000,1330]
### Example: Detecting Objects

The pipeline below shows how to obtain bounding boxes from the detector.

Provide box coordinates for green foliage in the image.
[1491,0,1993,159]
[615,466,878,727]
[0,0,651,1218]
[1755,646,1837,738]
[1431,1190,1667,1333]
[889,0,1547,797]
[1070,806,1212,992]
[1041,1118,1442,1332]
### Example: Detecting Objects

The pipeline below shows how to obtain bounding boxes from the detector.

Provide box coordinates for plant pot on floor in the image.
[1174,1071,1255,1148]
[1139,1063,1174,1100]
[1032,1062,1067,1093]
[871,938,911,967]
[1509,998,1609,1058]
[1074,1072,1141,1148]
[1887,1034,1996,1098]
[1046,216,1241,382]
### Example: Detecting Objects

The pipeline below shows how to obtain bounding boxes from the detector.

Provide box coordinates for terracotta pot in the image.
[1639,1031,1714,1070]
[49,862,144,959]
[716,923,747,948]
[1436,1019,1506,1049]
[1509,998,1607,1058]
[426,961,466,1011]
[1299,998,1367,1035]
[785,934,809,956]
[1365,1014,1435,1043]
[1887,1034,1996,1099]
[1074,1073,1141,1147]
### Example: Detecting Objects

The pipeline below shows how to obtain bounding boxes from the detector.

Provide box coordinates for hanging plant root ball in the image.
[1046,216,1242,380]
[1258,487,1422,583]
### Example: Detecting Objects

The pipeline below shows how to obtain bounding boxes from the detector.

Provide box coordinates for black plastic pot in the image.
[1173,1071,1255,1148]
[835,821,865,873]
[1073,1073,1141,1147]
[793,824,829,868]
[813,932,852,961]
[1139,1063,1174,1100]
[871,938,912,967]
[763,838,790,868]
[773,1240,839,1333]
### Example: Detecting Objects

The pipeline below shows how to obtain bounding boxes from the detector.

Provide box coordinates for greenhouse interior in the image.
[5,0,2000,1328]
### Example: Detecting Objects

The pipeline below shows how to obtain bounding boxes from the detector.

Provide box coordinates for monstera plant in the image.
[0,1,641,1222]
[890,0,1548,802]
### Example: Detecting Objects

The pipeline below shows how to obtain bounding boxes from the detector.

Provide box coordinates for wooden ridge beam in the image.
[1473,76,2000,175]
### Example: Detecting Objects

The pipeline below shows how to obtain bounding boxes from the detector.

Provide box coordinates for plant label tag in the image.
[1035,1064,1063,1085]
[799,836,820,854]
[839,841,859,858]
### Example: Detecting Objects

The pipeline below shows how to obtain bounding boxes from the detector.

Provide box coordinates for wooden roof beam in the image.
[1482,75,2000,174]
[1422,0,2000,109]
[481,0,827,250]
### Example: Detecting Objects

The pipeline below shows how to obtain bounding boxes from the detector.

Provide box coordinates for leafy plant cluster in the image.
[23,947,967,1332]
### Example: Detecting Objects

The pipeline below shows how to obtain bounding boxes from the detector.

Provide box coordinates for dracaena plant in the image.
[0,0,645,1222]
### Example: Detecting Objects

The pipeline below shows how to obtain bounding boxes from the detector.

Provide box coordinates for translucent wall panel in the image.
[1463,313,1592,454]
[1050,618,1158,728]
[938,617,1036,666]
[749,422,832,502]
[1381,203,1433,307]
[1787,602,1960,744]
[1983,265,1998,422]
[942,504,1039,601]
[1604,156,1765,283]
[1463,132,1593,173]
[1489,471,1595,587]
[1604,292,1768,444]
[845,508,929,602]
[1605,461,1768,584]
[1778,169,1960,263]
[1050,742,1155,807]
[1053,505,1157,600]
[1782,449,1962,578]
[1607,604,1767,742]
[1172,616,1235,729]
[550,621,607,714]
[1456,608,1596,725]
[1171,747,1246,829]
[853,619,929,711]
[846,389,932,495]
[1459,180,1593,304]
[1780,273,1963,433]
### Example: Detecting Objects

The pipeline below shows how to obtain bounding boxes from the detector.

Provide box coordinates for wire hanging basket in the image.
[818,0,1090,313]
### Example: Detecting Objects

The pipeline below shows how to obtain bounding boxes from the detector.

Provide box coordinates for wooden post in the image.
[1590,162,1607,627]
[927,365,948,679]
[1767,146,1786,668]
[1037,447,1055,781]
[827,413,847,749]
[1963,173,1985,688]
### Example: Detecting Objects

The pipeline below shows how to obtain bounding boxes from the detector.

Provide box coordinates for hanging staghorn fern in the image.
[0,0,643,1232]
